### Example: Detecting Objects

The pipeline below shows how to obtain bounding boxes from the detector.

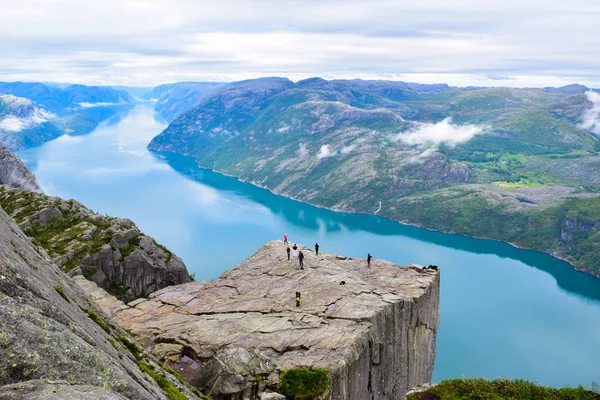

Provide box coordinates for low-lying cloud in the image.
[340,144,356,155]
[578,91,600,135]
[396,118,486,147]
[78,101,123,108]
[317,144,336,159]
[0,109,54,133]
[297,143,309,158]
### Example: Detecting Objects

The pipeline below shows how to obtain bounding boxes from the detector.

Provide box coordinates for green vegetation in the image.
[84,309,111,333]
[136,360,189,400]
[121,235,141,257]
[406,378,600,400]
[117,334,143,360]
[149,79,600,276]
[280,368,329,400]
[53,285,70,302]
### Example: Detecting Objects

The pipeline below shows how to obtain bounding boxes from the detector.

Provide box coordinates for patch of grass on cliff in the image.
[136,360,189,400]
[121,235,141,257]
[84,309,111,333]
[406,378,600,400]
[154,240,173,264]
[117,334,143,359]
[53,285,70,302]
[280,368,329,400]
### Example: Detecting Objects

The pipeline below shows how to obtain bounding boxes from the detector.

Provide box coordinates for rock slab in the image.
[86,240,440,400]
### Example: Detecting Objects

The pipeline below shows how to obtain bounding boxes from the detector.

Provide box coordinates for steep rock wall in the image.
[0,205,203,399]
[82,241,440,400]
[0,186,191,301]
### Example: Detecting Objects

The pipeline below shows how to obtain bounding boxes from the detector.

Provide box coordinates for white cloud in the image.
[405,148,437,164]
[578,91,600,135]
[0,108,55,133]
[0,1,599,86]
[276,125,290,133]
[396,118,486,147]
[317,144,336,159]
[78,101,123,108]
[340,144,356,155]
[297,143,309,158]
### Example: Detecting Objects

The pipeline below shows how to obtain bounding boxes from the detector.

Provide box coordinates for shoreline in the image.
[174,154,598,280]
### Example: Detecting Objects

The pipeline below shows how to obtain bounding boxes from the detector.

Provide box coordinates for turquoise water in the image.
[18,105,600,388]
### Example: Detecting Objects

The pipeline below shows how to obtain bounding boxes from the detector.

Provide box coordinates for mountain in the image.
[149,77,600,276]
[0,141,41,191]
[150,82,224,122]
[0,82,134,150]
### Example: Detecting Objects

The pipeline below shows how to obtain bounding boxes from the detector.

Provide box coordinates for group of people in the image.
[283,233,374,308]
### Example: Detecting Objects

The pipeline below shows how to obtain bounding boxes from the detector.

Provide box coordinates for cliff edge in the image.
[0,142,41,192]
[82,241,440,400]
[0,186,191,301]
[0,204,204,399]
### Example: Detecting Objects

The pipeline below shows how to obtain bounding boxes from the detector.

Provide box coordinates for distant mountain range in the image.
[0,82,133,150]
[148,77,600,276]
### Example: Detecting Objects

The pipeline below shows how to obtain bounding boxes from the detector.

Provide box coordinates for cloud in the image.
[405,148,436,164]
[78,101,123,108]
[396,118,486,147]
[340,144,356,154]
[297,143,309,157]
[317,144,336,159]
[0,108,55,132]
[578,91,600,135]
[0,1,599,86]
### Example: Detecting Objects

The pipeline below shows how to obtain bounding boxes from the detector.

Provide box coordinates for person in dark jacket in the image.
[367,253,372,267]
[315,242,319,256]
[298,251,304,269]
[286,246,291,260]
[296,292,301,307]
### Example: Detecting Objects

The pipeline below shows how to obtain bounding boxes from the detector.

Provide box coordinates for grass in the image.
[53,285,70,302]
[136,360,189,400]
[280,368,329,400]
[406,378,600,400]
[84,309,111,333]
[117,334,143,360]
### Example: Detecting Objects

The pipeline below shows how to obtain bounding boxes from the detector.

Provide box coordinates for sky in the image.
[0,0,599,87]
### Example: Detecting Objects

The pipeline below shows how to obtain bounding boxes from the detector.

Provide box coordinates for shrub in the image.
[54,285,70,302]
[280,368,329,400]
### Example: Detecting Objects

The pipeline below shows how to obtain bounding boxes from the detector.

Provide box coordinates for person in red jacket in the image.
[283,233,288,244]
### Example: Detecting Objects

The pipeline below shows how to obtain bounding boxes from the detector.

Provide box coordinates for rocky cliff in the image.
[0,203,205,399]
[80,241,440,400]
[0,142,41,192]
[0,186,191,301]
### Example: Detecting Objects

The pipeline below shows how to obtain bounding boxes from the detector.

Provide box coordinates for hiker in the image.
[296,292,301,307]
[298,251,304,269]
[315,242,319,256]
[283,233,288,244]
[292,244,298,258]
[286,246,291,260]
[367,253,372,267]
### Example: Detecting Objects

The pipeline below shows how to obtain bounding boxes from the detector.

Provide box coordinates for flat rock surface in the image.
[87,240,439,397]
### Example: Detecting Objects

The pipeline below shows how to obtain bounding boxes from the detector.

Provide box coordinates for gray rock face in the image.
[0,186,190,301]
[0,141,41,192]
[82,241,440,400]
[0,206,202,399]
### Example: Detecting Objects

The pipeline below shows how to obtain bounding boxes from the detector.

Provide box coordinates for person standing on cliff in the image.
[367,253,372,267]
[292,244,298,258]
[315,242,319,256]
[296,292,301,307]
[298,251,305,269]
[286,246,291,260]
[284,233,288,244]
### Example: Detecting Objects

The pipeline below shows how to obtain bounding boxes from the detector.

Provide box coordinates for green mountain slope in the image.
[149,78,600,276]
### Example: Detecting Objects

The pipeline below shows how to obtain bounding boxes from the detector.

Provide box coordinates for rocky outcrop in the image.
[0,186,191,301]
[82,241,440,400]
[0,142,41,192]
[0,204,204,399]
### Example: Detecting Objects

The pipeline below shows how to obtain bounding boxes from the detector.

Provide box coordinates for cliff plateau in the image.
[79,241,440,400]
